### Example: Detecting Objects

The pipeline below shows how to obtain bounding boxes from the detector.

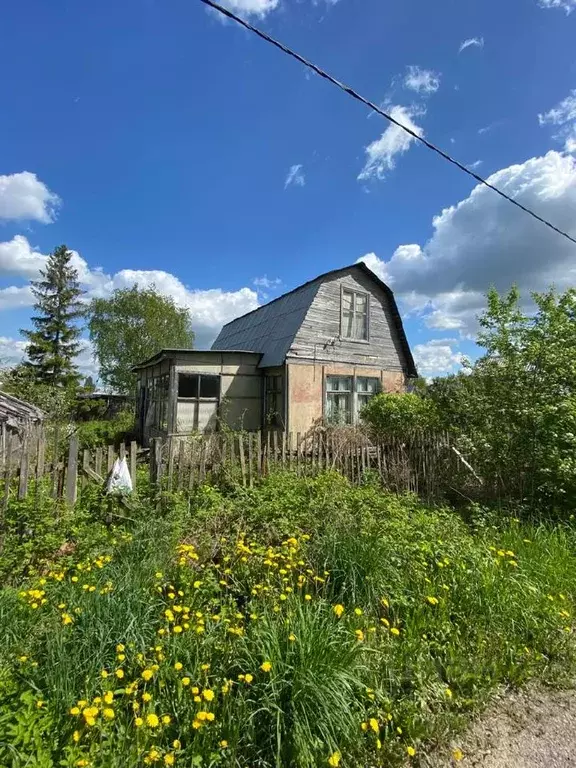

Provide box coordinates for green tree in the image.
[361,392,441,436]
[88,285,195,394]
[21,244,84,388]
[428,285,576,508]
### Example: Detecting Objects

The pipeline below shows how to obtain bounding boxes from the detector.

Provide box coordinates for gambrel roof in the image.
[212,262,417,375]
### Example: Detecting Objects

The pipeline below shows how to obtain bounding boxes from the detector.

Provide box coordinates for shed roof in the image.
[0,390,45,429]
[131,348,262,372]
[212,263,417,375]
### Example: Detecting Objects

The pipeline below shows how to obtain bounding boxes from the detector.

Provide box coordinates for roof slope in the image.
[211,279,321,367]
[212,263,417,375]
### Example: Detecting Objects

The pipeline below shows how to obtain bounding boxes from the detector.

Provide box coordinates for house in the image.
[0,390,45,461]
[132,263,416,443]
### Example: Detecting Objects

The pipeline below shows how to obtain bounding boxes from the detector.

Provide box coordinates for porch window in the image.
[178,373,220,399]
[355,377,379,418]
[341,288,369,341]
[265,375,283,426]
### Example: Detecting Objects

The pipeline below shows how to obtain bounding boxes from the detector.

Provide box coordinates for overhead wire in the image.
[199,0,576,247]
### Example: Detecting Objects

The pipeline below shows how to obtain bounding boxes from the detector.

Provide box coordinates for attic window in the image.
[341,289,369,341]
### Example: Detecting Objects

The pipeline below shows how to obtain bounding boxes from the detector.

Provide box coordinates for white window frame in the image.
[340,287,370,342]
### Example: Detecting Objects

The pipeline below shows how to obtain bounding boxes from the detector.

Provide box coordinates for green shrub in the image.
[75,409,136,450]
[361,392,441,436]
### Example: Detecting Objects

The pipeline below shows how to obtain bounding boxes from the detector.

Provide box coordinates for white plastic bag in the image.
[106,457,133,495]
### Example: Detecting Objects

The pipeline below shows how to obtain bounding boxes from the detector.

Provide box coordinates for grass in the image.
[0,471,575,767]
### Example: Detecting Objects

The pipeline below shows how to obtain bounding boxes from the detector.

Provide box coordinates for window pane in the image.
[327,392,351,424]
[352,312,367,340]
[357,377,379,393]
[178,373,198,398]
[327,376,352,392]
[199,375,220,399]
[342,310,354,338]
[355,293,367,313]
[342,290,353,312]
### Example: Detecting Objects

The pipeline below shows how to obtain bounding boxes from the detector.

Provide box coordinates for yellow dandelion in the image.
[146,713,160,728]
[142,692,152,702]
[390,627,400,636]
[173,740,181,750]
[354,629,364,641]
[181,677,190,687]
[203,688,215,701]
[260,661,272,673]
[328,751,341,767]
[452,747,464,761]
[406,746,416,757]
[219,740,228,748]
[142,669,154,681]
[73,730,81,742]
[162,715,171,725]
[164,755,175,766]
[135,717,144,727]
[369,717,379,733]
[115,669,124,679]
[333,604,344,618]
[103,708,115,720]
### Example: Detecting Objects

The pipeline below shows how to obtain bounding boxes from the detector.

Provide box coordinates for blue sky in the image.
[1,0,576,378]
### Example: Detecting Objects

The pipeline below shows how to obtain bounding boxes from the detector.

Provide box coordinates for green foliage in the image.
[20,245,84,389]
[75,410,136,450]
[361,392,441,436]
[88,285,195,394]
[0,363,78,422]
[427,286,576,509]
[1,473,575,767]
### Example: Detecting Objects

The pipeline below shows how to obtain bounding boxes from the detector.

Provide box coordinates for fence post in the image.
[247,433,254,488]
[65,436,79,507]
[2,433,14,514]
[239,434,247,487]
[130,441,137,490]
[107,445,115,474]
[17,432,29,500]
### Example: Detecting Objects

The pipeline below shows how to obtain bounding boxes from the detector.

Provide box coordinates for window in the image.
[325,375,379,425]
[355,377,379,418]
[326,376,353,424]
[265,375,283,426]
[150,374,169,430]
[341,288,369,341]
[178,373,220,400]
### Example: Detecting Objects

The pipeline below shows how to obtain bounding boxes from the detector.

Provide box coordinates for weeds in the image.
[0,472,575,766]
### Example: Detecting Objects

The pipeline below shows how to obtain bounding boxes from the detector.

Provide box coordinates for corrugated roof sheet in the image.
[211,263,417,375]
[211,279,321,367]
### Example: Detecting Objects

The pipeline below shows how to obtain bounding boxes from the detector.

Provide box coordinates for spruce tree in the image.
[21,244,84,388]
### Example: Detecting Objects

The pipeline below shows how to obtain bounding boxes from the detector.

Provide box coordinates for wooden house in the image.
[132,263,416,443]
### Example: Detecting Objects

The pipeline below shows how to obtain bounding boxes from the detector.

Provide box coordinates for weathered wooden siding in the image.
[288,269,407,370]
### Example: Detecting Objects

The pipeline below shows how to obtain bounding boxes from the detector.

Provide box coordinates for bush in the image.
[75,409,136,450]
[361,392,441,436]
[1,472,575,767]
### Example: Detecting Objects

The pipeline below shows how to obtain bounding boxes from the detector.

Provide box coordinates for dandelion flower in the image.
[445,687,453,699]
[73,730,81,742]
[426,596,439,606]
[116,643,125,652]
[142,692,152,702]
[288,633,296,642]
[135,717,144,727]
[390,627,400,636]
[452,747,464,761]
[304,594,312,601]
[146,713,160,728]
[174,662,183,671]
[354,629,364,642]
[244,673,254,684]
[115,669,124,679]
[333,604,344,618]
[103,708,115,720]
[260,661,272,673]
[142,669,154,681]
[203,688,215,701]
[328,751,341,766]
[181,677,190,687]
[220,740,228,748]
[173,740,181,749]
[406,746,416,757]
[162,715,171,725]
[192,719,202,729]
[369,718,379,733]
[164,755,175,766]
[70,706,80,716]
[104,691,114,705]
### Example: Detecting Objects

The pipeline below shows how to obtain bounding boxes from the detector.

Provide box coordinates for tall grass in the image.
[0,472,575,767]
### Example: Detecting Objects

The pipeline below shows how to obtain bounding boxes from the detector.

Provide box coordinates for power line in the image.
[199,0,576,248]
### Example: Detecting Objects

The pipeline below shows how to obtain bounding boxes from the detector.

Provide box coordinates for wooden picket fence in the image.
[1,428,468,508]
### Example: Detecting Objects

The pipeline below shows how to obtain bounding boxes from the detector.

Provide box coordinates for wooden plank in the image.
[281,431,286,468]
[155,438,164,483]
[247,433,254,488]
[266,430,271,475]
[119,442,126,461]
[83,465,105,484]
[36,432,45,481]
[2,433,14,514]
[256,431,262,477]
[239,435,247,487]
[17,433,29,500]
[51,425,61,499]
[130,441,137,490]
[296,432,301,475]
[95,447,103,479]
[187,441,197,491]
[82,449,90,490]
[273,431,279,469]
[288,432,293,471]
[199,438,207,484]
[107,445,115,473]
[65,436,79,507]
[177,439,186,491]
[167,438,175,492]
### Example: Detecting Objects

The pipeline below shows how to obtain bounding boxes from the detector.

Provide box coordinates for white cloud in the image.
[413,339,465,377]
[358,150,576,337]
[253,276,282,289]
[0,172,60,223]
[215,0,279,18]
[285,164,305,188]
[0,237,260,349]
[0,336,28,367]
[537,0,576,12]
[358,105,424,181]
[403,66,440,95]
[468,160,483,170]
[539,89,576,153]
[459,37,484,53]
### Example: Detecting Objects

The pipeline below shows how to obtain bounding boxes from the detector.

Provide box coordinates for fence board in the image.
[2,433,14,512]
[66,436,79,506]
[17,433,29,500]
[130,441,137,489]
